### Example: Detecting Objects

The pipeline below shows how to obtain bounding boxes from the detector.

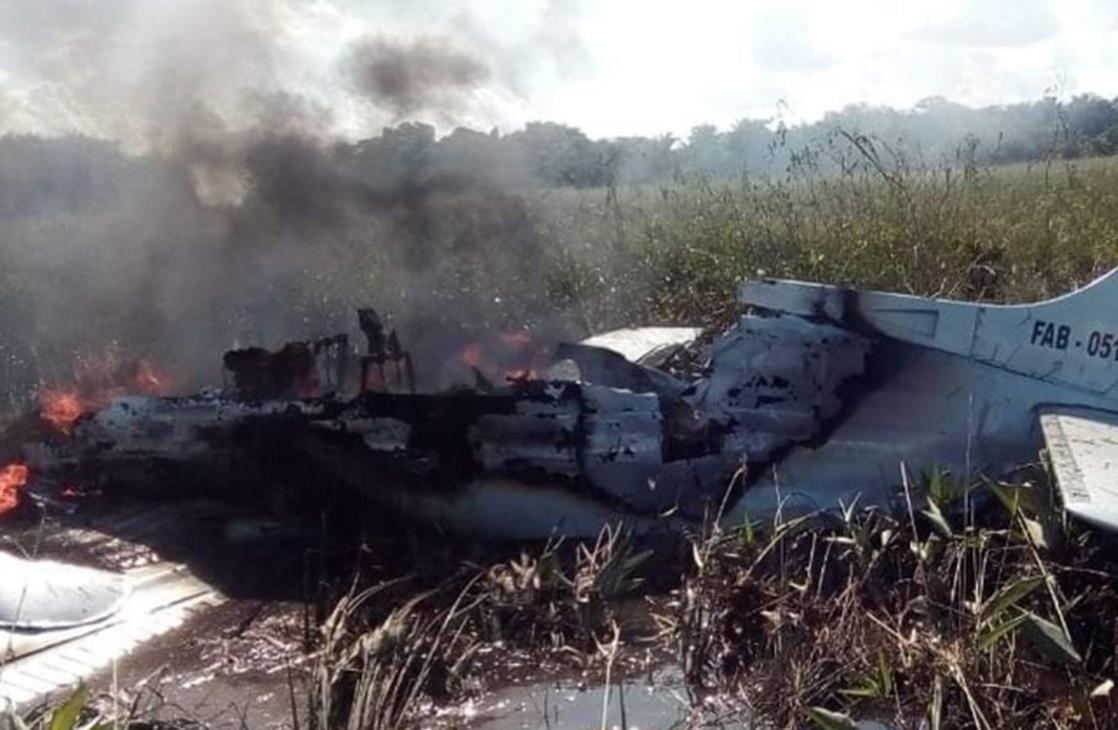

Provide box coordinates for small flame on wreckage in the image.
[459,329,547,384]
[38,389,84,432]
[0,463,28,516]
[37,357,169,434]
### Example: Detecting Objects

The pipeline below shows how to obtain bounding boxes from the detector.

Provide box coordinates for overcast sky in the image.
[1,0,1116,143]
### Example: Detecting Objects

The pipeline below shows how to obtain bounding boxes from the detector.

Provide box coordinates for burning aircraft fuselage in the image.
[13,268,1118,538]
[27,312,864,537]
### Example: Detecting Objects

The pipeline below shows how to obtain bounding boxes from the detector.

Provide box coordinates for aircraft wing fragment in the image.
[1040,407,1118,531]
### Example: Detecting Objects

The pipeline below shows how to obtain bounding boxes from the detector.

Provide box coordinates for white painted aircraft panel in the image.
[580,327,704,364]
[1041,408,1118,530]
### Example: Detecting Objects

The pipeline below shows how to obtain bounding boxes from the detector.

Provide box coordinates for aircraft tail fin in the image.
[741,267,1118,395]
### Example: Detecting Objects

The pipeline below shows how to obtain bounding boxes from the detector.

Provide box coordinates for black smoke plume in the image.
[348,36,490,118]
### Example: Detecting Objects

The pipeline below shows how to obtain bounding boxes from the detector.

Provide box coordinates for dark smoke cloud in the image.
[348,36,490,118]
[0,0,593,405]
[0,125,580,404]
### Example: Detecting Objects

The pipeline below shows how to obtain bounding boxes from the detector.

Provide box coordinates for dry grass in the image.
[536,154,1118,331]
[656,471,1118,728]
[305,527,657,729]
[308,578,482,730]
[300,468,1118,729]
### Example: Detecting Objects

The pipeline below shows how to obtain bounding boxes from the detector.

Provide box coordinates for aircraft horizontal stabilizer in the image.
[1041,408,1118,531]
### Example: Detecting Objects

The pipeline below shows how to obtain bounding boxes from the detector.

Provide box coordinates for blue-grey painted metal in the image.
[731,267,1118,530]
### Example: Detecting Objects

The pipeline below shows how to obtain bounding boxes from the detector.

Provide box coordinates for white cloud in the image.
[0,0,1114,141]
[750,5,833,73]
[911,0,1060,47]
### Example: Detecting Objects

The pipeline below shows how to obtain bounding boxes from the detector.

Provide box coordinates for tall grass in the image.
[305,529,655,730]
[654,471,1118,728]
[301,474,1118,728]
[534,154,1118,331]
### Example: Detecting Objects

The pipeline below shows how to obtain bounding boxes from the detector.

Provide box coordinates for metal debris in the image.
[0,552,128,630]
[14,268,1118,538]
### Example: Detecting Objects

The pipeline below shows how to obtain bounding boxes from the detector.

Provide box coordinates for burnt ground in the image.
[85,601,307,730]
[2,483,692,729]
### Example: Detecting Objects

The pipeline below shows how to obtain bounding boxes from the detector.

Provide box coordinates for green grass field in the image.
[532,156,1118,332]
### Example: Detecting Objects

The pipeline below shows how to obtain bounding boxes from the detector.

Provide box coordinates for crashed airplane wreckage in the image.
[11,268,1118,709]
[11,268,1118,540]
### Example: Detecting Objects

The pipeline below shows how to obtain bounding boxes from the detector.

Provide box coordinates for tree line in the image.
[360,93,1118,188]
[2,94,1118,216]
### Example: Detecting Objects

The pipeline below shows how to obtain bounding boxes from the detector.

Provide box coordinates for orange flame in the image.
[458,329,546,384]
[37,355,172,434]
[39,389,84,433]
[0,463,29,515]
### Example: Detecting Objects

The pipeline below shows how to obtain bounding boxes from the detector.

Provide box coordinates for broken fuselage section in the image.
[24,304,869,537]
[31,266,1118,539]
